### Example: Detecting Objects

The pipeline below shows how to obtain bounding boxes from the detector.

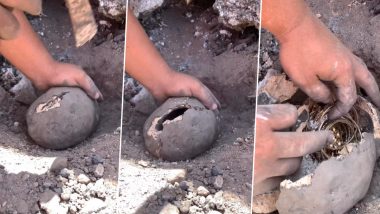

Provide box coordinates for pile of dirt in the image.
[120,1,255,214]
[0,1,124,213]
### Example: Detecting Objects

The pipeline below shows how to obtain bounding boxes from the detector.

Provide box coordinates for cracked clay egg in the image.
[253,96,379,214]
[26,87,99,149]
[143,97,219,161]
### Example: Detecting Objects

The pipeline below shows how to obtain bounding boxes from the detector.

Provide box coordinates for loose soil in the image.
[0,1,124,213]
[119,1,256,214]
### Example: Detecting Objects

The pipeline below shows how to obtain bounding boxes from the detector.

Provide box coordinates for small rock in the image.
[39,190,68,214]
[179,181,189,191]
[179,200,192,213]
[211,166,221,176]
[213,176,224,189]
[167,169,187,184]
[80,198,106,214]
[60,168,74,178]
[77,174,91,184]
[197,186,210,196]
[50,157,68,174]
[138,160,149,167]
[92,155,105,164]
[207,211,222,214]
[159,203,180,214]
[94,164,104,178]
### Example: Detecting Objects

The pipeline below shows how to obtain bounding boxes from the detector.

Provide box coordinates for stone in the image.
[213,176,224,189]
[167,169,187,184]
[97,0,126,20]
[77,174,91,184]
[129,0,165,17]
[159,203,180,214]
[213,0,260,30]
[9,74,37,105]
[80,198,106,214]
[39,190,68,214]
[26,87,99,149]
[130,87,157,115]
[197,186,210,196]
[144,97,219,161]
[179,200,192,213]
[257,70,298,105]
[94,164,104,177]
[49,157,68,174]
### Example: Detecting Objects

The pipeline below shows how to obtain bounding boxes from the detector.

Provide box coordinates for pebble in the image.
[80,198,106,214]
[179,181,189,191]
[94,164,104,178]
[77,174,91,184]
[213,176,224,189]
[138,160,149,167]
[211,166,221,176]
[167,169,187,184]
[50,157,68,174]
[39,190,68,214]
[92,155,104,164]
[159,203,180,214]
[197,186,210,196]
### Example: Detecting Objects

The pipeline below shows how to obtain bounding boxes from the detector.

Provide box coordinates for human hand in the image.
[0,0,42,39]
[151,70,220,110]
[34,62,103,101]
[278,14,380,119]
[253,104,333,195]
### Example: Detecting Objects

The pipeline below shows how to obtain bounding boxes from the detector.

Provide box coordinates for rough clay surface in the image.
[258,1,380,213]
[96,0,126,20]
[144,97,218,161]
[120,2,256,213]
[0,1,124,213]
[129,0,165,17]
[213,0,261,30]
[27,87,99,150]
[277,133,376,214]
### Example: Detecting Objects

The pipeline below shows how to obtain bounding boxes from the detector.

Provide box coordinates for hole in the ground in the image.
[155,107,190,131]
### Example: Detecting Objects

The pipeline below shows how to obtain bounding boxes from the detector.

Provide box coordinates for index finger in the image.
[257,104,298,131]
[0,0,42,15]
[274,130,334,158]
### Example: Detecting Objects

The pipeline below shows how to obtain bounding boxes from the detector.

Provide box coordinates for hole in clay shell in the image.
[155,106,190,131]
[36,92,69,113]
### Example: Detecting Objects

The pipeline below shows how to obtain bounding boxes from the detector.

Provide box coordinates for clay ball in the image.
[143,97,219,161]
[26,87,99,149]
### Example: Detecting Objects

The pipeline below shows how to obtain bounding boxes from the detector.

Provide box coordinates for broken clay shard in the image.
[26,87,99,150]
[143,97,219,161]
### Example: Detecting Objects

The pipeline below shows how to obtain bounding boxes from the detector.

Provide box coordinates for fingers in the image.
[253,177,283,196]
[328,77,357,119]
[353,58,380,108]
[274,130,334,158]
[0,5,19,40]
[298,78,333,104]
[257,104,298,130]
[193,82,220,110]
[0,0,42,15]
[78,75,104,101]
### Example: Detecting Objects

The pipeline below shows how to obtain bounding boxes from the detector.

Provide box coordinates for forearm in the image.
[125,9,172,96]
[262,0,314,43]
[0,9,56,88]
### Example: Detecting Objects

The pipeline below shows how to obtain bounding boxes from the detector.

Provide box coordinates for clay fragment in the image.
[26,87,99,149]
[143,97,219,161]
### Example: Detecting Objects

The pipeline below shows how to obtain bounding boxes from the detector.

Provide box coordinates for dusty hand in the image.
[152,70,220,110]
[254,104,333,195]
[34,62,103,100]
[278,15,380,119]
[0,0,42,39]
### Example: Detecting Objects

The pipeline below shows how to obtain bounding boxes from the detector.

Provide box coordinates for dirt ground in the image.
[119,1,256,214]
[0,1,124,213]
[259,0,380,213]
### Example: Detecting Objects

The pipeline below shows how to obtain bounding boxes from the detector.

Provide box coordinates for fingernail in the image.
[211,103,217,110]
[94,93,100,100]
